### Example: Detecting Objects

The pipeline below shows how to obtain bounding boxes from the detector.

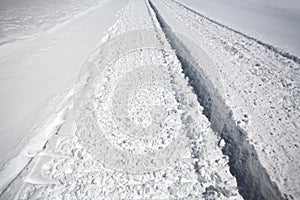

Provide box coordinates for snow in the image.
[152,0,300,199]
[1,0,242,199]
[178,0,300,57]
[0,0,299,199]
[0,0,127,188]
[0,0,110,45]
[0,89,72,195]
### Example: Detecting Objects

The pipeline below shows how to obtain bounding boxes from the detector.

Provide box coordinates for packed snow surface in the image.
[0,0,299,199]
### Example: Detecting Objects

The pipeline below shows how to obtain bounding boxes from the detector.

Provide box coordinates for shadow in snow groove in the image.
[148,0,285,199]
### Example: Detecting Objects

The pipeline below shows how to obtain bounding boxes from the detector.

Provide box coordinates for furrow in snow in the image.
[150,0,300,199]
[1,0,242,199]
[148,1,283,199]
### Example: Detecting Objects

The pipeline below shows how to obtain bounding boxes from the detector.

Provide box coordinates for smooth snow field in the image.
[0,0,299,199]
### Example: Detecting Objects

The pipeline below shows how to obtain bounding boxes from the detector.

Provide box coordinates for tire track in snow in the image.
[74,0,241,198]
[149,0,295,199]
[1,0,242,199]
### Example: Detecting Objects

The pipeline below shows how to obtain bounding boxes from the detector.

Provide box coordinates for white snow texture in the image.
[0,0,299,199]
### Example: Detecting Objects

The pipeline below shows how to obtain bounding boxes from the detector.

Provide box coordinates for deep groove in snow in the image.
[148,0,284,199]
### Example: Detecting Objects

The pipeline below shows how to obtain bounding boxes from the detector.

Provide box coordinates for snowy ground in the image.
[0,0,126,171]
[151,0,300,199]
[0,0,299,199]
[178,0,300,57]
[0,0,111,46]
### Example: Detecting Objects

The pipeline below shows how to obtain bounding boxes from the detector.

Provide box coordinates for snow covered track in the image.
[150,0,300,199]
[1,0,299,199]
[149,1,283,199]
[72,0,241,198]
[1,0,243,199]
